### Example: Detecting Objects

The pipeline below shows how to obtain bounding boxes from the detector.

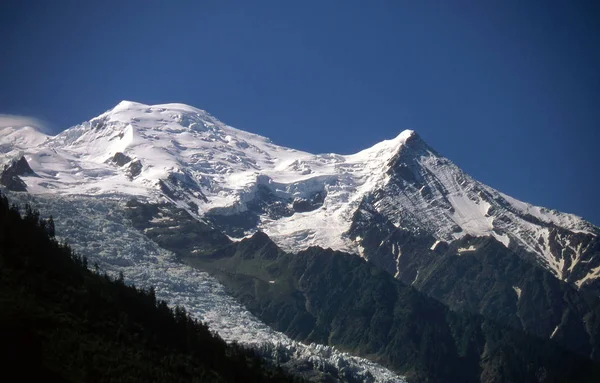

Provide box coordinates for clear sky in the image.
[1,0,599,225]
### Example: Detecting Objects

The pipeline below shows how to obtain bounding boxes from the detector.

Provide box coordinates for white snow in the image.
[550,325,560,339]
[499,192,595,235]
[575,264,600,288]
[2,101,416,255]
[411,270,420,285]
[394,245,402,278]
[457,245,477,253]
[512,286,522,299]
[0,125,49,147]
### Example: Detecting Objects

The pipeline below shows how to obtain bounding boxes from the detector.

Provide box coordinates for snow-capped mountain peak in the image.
[0,125,49,148]
[1,101,598,289]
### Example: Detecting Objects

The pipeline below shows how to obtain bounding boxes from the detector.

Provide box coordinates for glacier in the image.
[7,192,405,382]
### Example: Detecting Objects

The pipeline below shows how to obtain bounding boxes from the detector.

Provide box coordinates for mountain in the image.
[1,100,598,290]
[350,134,600,293]
[2,101,600,381]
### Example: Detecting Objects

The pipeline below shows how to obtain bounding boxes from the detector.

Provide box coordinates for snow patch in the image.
[457,245,477,253]
[512,286,522,299]
[575,264,600,288]
[394,245,402,278]
[411,270,420,285]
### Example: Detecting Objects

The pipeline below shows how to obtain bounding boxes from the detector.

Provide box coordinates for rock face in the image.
[110,151,132,166]
[109,152,143,180]
[0,156,34,191]
[127,160,142,179]
[292,191,326,213]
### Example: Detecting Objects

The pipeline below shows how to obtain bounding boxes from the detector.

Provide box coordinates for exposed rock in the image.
[158,171,208,203]
[110,152,132,166]
[247,184,294,220]
[127,160,142,179]
[0,156,35,191]
[292,191,326,213]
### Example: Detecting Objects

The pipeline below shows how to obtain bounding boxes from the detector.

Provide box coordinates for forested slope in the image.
[0,193,299,383]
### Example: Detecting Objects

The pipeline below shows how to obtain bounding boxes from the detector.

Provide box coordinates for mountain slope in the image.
[348,203,600,361]
[0,193,299,383]
[181,230,600,383]
[124,197,600,365]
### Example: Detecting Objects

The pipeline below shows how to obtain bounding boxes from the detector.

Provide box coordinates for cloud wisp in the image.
[0,114,50,134]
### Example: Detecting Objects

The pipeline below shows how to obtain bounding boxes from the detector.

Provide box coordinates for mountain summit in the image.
[1,101,598,290]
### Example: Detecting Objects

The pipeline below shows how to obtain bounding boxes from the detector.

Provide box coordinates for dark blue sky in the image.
[1,1,599,225]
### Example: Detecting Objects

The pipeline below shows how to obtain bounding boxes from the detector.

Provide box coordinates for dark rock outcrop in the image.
[292,191,326,213]
[110,152,132,166]
[127,159,142,179]
[0,156,35,191]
